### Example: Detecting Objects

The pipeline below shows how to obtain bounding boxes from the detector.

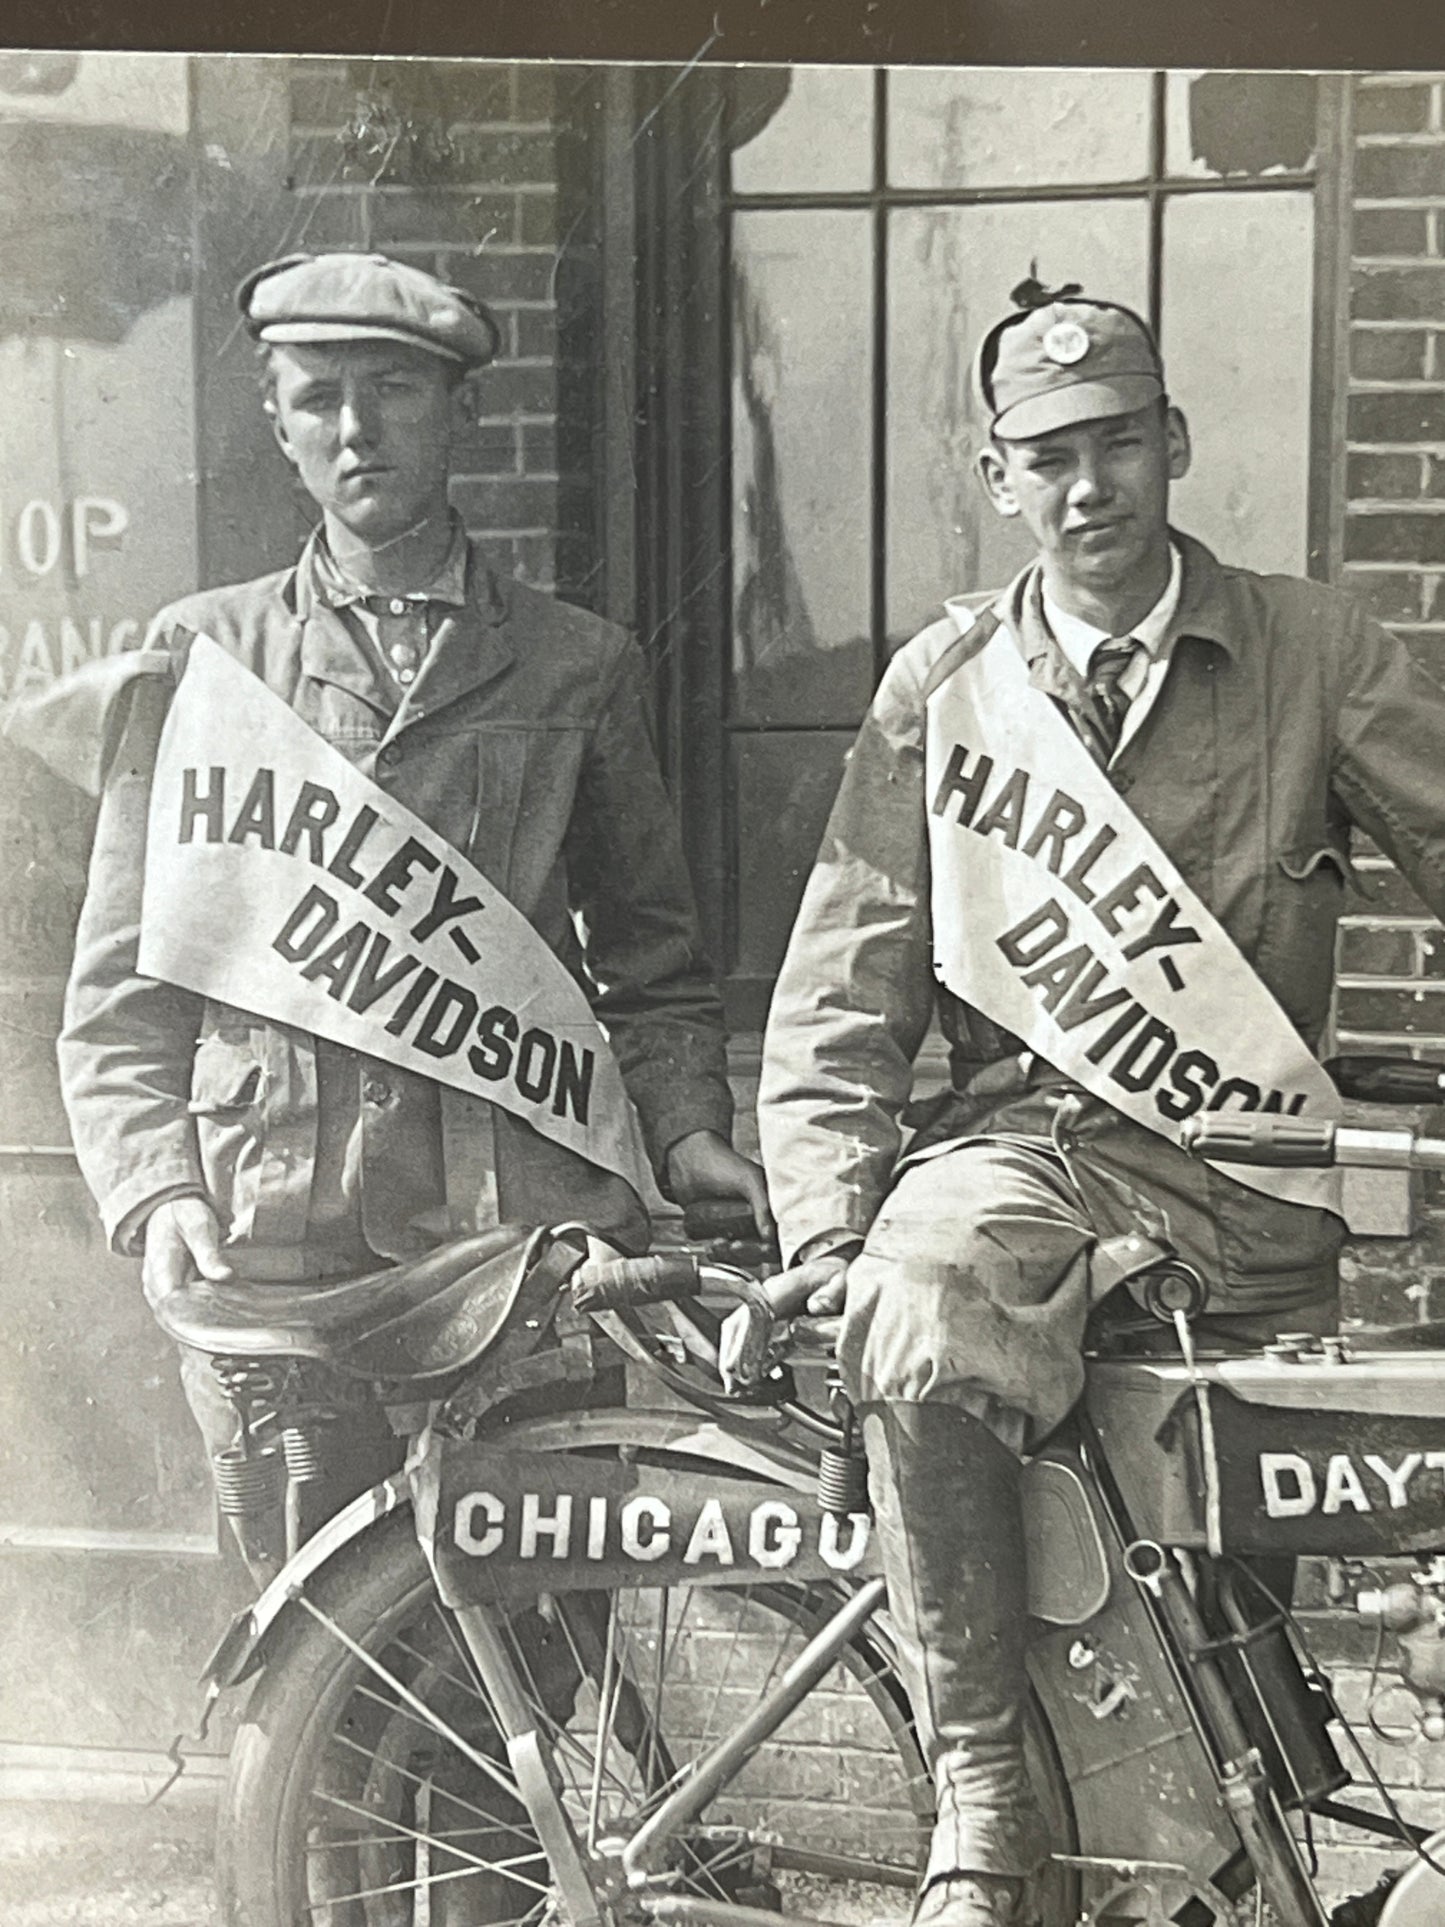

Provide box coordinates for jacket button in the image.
[362,1075,391,1106]
[377,742,401,771]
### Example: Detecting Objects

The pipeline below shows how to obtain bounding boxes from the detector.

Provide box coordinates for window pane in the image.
[887,68,1152,189]
[733,732,852,978]
[886,200,1150,643]
[1165,71,1319,179]
[731,210,873,726]
[1162,191,1313,574]
[729,65,873,195]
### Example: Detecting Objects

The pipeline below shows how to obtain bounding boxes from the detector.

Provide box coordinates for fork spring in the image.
[817,1445,870,1517]
[211,1442,284,1517]
[280,1424,327,1484]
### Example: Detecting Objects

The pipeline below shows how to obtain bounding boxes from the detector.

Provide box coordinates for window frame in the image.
[650,69,1352,1028]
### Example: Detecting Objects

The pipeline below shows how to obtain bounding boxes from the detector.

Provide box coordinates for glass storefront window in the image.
[733,733,854,976]
[729,65,874,195]
[1163,191,1315,573]
[888,67,1152,190]
[731,210,874,726]
[886,199,1150,643]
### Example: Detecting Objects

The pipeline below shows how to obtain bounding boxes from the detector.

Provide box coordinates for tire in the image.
[219,1500,1077,1927]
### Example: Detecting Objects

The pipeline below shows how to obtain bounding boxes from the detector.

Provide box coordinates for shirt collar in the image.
[999,528,1240,671]
[1041,540,1183,677]
[309,513,471,611]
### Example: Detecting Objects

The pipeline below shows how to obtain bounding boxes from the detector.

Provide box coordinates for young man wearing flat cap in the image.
[757,290,1445,1922]
[41,251,767,1528]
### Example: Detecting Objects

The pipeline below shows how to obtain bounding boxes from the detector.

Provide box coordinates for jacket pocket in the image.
[1213,1171,1346,1306]
[187,1035,264,1118]
[188,1034,268,1240]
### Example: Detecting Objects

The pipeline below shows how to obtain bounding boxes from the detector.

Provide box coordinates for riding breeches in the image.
[838,1133,1339,1447]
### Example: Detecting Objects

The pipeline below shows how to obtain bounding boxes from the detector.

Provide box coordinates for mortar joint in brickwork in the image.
[1339,913,1437,927]
[1349,380,1445,393]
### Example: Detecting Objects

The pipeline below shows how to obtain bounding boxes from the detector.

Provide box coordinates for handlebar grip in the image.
[571,1251,702,1311]
[1179,1114,1337,1166]
[681,1199,760,1241]
[1324,1054,1445,1105]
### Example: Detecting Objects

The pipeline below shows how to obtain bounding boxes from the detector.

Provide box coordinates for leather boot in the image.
[914,1874,1023,1926]
[860,1402,1049,1903]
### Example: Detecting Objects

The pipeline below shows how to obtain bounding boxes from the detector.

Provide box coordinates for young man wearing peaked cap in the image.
[758,288,1445,1923]
[37,251,768,1542]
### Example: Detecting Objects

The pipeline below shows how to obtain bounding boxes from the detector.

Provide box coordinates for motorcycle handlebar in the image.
[1180,1114,1445,1171]
[570,1251,702,1311]
[1179,1115,1337,1165]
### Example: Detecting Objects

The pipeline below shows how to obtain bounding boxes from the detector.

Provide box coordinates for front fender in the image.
[203,1411,815,1691]
[204,1468,413,1691]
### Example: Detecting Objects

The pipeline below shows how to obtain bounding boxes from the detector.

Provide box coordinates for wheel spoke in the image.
[346,1675,538,1808]
[586,1593,624,1848]
[699,1593,753,1747]
[306,1824,536,1854]
[325,1724,540,1852]
[389,1627,498,1711]
[489,1602,642,1807]
[241,1504,943,1926]
[304,1859,542,1912]
[296,1592,523,1805]
[313,1788,552,1894]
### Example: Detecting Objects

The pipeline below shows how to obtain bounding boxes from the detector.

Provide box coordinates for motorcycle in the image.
[158,1056,1445,1927]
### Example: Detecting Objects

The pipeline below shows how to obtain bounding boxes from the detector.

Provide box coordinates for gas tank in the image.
[1085,1341,1445,1558]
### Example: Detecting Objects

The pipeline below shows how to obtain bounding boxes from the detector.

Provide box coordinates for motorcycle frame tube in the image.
[447,1599,608,1927]
[389,1584,913,1927]
[618,1576,889,1882]
[1080,1417,1331,1924]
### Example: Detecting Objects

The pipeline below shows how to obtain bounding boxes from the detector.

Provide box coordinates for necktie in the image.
[1081,636,1140,765]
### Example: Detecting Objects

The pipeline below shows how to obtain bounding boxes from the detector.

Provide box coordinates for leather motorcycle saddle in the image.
[149,1225,587,1387]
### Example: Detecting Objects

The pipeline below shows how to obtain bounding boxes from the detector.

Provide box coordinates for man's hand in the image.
[717,1253,852,1393]
[664,1129,774,1241]
[141,1196,236,1309]
[758,1251,851,1319]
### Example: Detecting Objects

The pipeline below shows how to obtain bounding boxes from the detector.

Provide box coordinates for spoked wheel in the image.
[219,1504,1077,1927]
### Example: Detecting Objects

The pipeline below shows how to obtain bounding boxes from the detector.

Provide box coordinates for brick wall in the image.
[1341,72,1445,1333]
[1344,72,1445,1060]
[279,58,571,592]
[1309,76,1445,1900]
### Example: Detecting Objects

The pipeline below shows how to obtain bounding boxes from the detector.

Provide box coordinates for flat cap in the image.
[238,251,501,369]
[976,295,1164,441]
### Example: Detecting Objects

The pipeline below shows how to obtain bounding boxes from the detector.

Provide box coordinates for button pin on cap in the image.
[1042,319,1090,366]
